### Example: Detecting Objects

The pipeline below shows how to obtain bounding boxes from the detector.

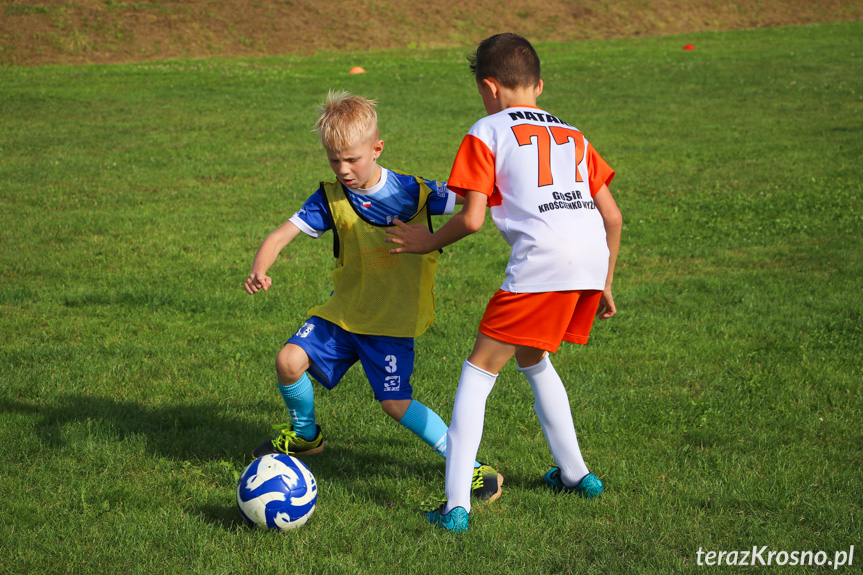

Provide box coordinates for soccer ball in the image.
[236,453,318,531]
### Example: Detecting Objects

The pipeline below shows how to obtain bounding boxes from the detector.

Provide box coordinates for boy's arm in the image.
[593,184,622,319]
[243,220,303,294]
[387,190,487,254]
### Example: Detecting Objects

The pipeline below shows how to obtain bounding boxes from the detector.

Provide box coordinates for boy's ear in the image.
[372,139,384,158]
[535,79,544,98]
[481,77,501,99]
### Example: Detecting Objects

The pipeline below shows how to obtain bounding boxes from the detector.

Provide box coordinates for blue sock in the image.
[399,400,447,456]
[277,373,316,440]
[399,400,480,467]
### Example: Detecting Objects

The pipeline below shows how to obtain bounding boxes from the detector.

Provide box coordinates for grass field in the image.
[1,20,861,574]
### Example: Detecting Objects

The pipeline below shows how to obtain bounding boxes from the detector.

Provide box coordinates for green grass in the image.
[1,20,862,574]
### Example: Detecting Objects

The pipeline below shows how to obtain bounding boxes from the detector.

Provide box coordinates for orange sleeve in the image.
[586,144,615,197]
[447,134,496,198]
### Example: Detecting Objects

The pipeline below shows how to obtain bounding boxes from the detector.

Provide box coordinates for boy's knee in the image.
[380,398,412,422]
[515,347,547,369]
[276,344,310,384]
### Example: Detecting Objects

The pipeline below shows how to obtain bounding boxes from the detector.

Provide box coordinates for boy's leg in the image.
[253,343,324,458]
[389,398,503,502]
[275,344,317,440]
[357,334,450,457]
[356,332,504,503]
[254,318,356,458]
[384,398,447,457]
[517,353,590,487]
[443,333,514,514]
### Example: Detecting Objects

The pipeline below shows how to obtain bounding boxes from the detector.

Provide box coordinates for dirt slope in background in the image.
[2,0,862,66]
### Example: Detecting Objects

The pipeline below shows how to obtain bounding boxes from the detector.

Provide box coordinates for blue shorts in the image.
[286,316,415,402]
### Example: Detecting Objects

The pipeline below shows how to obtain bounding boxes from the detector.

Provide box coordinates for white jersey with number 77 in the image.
[447,105,616,293]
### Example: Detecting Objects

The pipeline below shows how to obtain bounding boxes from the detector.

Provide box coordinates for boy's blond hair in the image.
[314,90,379,152]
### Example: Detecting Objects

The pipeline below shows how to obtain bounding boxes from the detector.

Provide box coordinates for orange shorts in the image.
[478,289,603,352]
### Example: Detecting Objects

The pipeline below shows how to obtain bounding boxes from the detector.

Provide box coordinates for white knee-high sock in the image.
[444,360,497,514]
[519,355,589,487]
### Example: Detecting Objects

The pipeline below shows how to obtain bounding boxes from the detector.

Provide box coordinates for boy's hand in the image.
[386,218,434,254]
[596,287,616,319]
[244,271,272,294]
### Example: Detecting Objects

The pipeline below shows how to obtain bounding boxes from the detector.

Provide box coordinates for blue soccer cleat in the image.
[424,504,469,532]
[543,468,604,498]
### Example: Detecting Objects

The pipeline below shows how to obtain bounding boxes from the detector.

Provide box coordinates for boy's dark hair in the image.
[468,33,541,89]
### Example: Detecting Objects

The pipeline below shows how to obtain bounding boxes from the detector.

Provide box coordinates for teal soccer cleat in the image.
[424,504,469,532]
[543,468,604,498]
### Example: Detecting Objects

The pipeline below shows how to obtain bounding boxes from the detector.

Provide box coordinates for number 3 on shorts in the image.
[384,354,398,374]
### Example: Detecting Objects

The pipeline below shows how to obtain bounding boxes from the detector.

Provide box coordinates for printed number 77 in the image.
[512,124,585,187]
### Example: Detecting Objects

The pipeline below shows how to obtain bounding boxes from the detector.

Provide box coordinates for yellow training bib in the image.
[307,178,440,338]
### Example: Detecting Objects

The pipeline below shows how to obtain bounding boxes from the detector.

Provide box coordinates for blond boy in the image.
[244,91,502,501]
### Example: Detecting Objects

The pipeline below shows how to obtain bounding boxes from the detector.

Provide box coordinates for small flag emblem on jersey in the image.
[362,201,371,208]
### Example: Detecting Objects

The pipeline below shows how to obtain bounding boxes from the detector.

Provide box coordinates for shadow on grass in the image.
[2,393,264,462]
[3,393,457,526]
[196,503,250,530]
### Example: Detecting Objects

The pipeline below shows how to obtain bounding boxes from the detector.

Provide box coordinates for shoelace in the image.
[271,424,299,453]
[471,466,489,490]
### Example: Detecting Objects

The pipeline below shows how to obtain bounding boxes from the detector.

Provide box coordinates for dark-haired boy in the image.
[388,33,622,532]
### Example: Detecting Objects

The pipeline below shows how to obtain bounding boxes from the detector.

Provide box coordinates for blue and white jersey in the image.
[290,168,456,238]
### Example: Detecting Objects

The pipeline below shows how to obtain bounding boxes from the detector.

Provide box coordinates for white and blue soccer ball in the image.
[236,453,317,531]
